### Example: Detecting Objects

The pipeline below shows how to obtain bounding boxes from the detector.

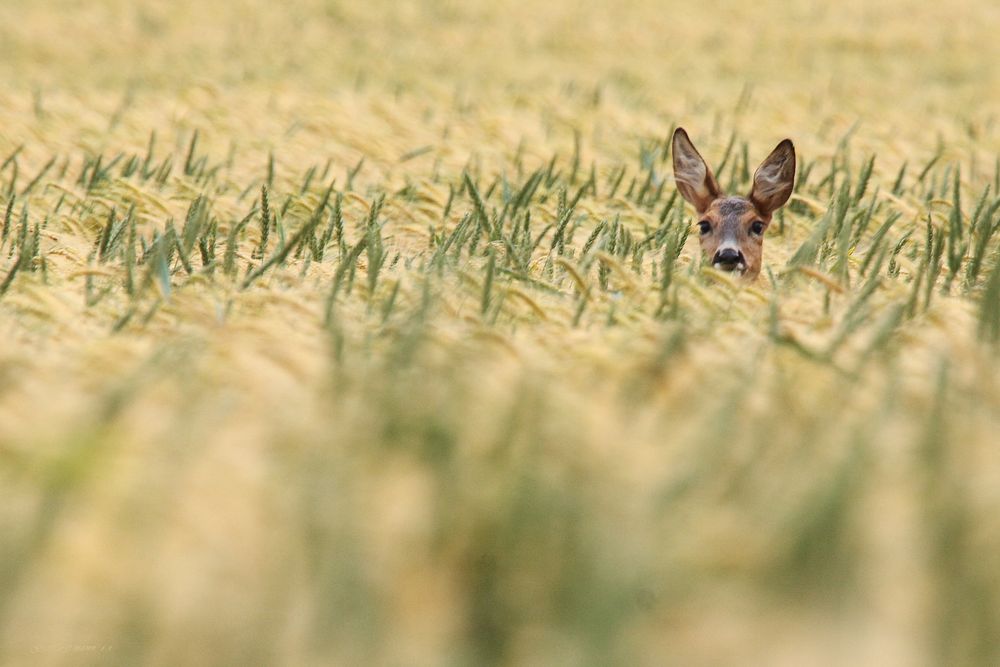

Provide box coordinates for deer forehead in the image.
[715,197,751,217]
[705,197,759,231]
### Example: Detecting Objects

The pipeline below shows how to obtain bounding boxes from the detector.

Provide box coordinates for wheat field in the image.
[1,1,1000,665]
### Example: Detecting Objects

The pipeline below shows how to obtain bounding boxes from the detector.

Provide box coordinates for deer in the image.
[671,127,795,280]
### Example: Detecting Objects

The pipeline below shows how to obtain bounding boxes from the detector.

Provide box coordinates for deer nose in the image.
[713,248,743,270]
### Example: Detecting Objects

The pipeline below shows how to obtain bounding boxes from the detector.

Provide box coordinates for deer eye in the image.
[698,220,712,235]
[750,220,766,236]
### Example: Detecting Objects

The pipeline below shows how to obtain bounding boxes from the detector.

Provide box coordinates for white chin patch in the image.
[712,262,748,275]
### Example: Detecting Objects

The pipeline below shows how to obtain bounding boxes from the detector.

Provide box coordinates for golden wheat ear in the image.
[672,128,722,213]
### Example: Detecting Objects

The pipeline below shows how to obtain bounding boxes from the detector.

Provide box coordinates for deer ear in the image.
[749,139,795,217]
[672,128,721,213]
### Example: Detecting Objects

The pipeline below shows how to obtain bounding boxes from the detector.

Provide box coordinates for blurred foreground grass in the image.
[2,1,1000,665]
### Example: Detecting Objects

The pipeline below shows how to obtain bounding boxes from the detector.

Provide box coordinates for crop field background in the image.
[1,0,1000,665]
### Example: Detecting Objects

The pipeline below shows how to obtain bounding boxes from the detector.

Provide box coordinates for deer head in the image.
[672,127,795,280]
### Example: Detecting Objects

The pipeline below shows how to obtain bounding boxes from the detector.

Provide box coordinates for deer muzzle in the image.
[713,247,746,273]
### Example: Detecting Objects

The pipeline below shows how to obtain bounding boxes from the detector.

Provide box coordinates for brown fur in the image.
[672,128,796,280]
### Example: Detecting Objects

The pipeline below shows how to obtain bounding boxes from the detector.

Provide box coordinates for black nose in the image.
[713,248,743,268]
